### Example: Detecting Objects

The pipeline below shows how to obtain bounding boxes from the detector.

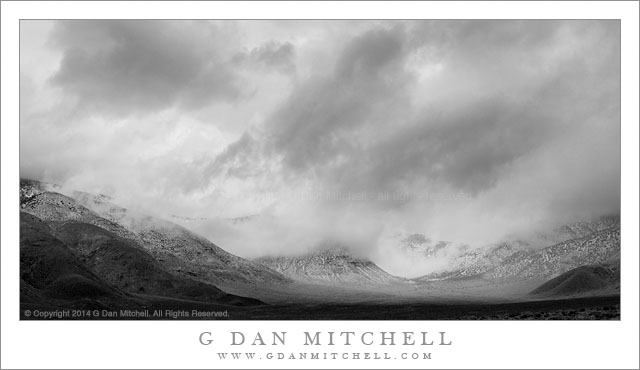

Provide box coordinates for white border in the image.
[2,2,638,369]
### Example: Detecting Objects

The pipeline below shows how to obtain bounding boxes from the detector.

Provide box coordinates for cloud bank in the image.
[20,20,620,277]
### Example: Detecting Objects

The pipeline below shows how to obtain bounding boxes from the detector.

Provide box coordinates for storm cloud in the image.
[20,20,620,276]
[50,20,243,116]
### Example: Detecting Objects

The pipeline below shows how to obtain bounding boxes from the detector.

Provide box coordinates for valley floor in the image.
[21,293,619,320]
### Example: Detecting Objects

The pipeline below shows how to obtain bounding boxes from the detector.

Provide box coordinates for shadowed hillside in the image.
[21,213,124,302]
[20,186,267,311]
[21,180,290,291]
[530,263,620,297]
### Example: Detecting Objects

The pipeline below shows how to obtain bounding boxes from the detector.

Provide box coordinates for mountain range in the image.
[417,217,619,282]
[19,179,621,317]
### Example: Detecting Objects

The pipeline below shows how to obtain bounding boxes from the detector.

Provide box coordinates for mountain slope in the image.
[21,180,142,242]
[419,242,524,280]
[419,226,620,282]
[487,228,619,280]
[529,263,620,297]
[21,212,263,307]
[117,214,289,286]
[20,212,123,301]
[20,180,276,308]
[255,247,404,286]
[20,180,289,290]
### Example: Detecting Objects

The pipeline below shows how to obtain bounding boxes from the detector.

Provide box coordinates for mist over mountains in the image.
[21,20,620,271]
[32,178,620,280]
[21,179,620,311]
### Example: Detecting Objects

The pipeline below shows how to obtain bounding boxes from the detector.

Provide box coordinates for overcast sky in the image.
[20,20,620,276]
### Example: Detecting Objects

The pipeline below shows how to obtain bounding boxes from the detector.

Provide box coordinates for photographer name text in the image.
[199,330,452,346]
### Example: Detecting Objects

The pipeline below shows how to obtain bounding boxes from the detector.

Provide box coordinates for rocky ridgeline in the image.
[122,215,290,286]
[420,227,620,282]
[72,191,289,287]
[20,180,142,244]
[255,248,403,286]
[518,215,620,248]
[488,228,620,280]
[554,216,620,240]
[404,215,620,282]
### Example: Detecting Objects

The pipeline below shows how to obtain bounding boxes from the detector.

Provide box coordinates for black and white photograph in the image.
[3,2,639,369]
[17,19,623,321]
